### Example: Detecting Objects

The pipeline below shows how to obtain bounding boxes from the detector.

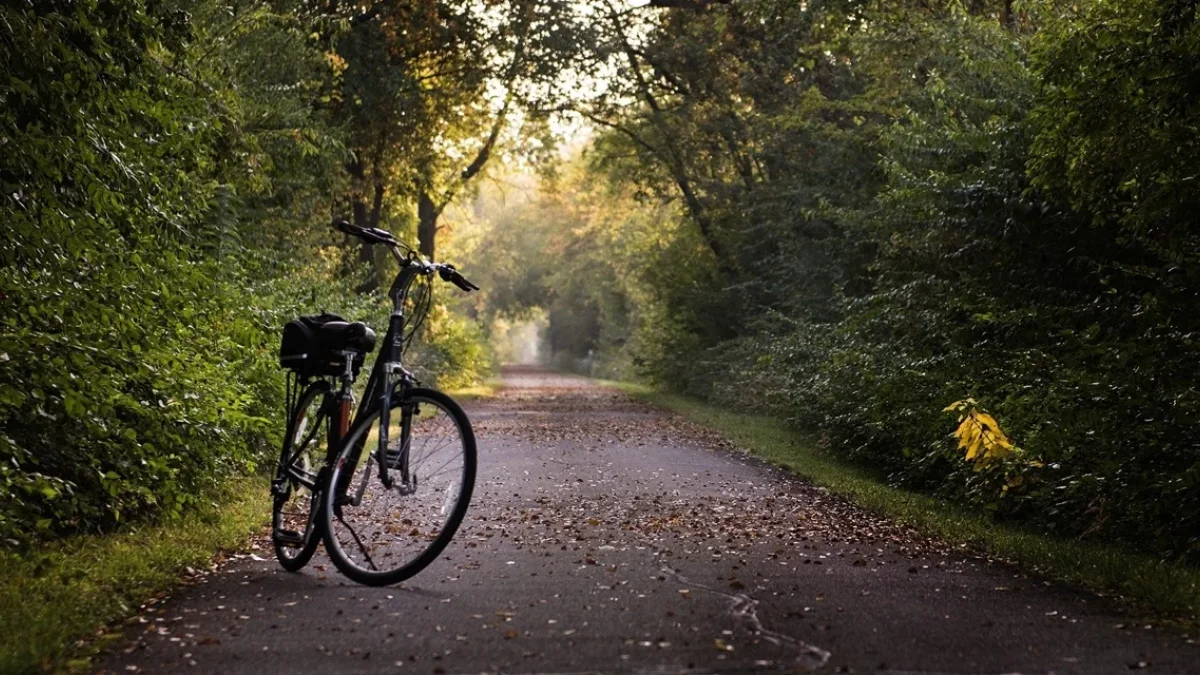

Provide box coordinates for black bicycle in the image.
[270,219,479,586]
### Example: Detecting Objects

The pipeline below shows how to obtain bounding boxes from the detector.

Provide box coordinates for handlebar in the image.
[333,219,478,293]
[334,218,398,246]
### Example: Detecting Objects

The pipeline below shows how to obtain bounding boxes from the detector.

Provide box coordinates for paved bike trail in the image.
[96,367,1198,674]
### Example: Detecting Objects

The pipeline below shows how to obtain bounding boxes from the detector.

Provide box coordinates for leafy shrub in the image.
[763,6,1200,559]
[410,302,495,390]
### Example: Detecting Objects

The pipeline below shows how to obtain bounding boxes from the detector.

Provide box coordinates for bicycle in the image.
[270,219,480,586]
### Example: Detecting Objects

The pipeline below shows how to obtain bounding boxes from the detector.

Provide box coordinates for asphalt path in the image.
[98,367,1198,674]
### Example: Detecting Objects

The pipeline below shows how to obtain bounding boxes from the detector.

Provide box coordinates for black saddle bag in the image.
[279,313,363,378]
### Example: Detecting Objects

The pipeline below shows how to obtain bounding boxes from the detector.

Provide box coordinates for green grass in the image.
[0,477,269,674]
[614,383,1200,626]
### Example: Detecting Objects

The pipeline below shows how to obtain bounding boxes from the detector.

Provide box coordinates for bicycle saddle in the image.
[317,321,377,354]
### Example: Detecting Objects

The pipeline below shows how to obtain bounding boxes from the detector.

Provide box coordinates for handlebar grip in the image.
[450,275,478,292]
[363,227,396,243]
[332,219,397,246]
[438,266,478,292]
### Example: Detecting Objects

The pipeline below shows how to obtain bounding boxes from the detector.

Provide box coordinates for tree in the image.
[329,0,578,291]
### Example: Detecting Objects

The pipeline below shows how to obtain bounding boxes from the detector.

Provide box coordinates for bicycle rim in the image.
[322,388,476,585]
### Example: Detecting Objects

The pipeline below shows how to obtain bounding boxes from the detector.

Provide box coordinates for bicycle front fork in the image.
[376,362,417,494]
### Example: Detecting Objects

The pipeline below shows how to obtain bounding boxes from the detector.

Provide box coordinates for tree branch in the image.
[600,0,733,277]
[571,108,663,158]
[642,0,732,9]
[434,1,534,211]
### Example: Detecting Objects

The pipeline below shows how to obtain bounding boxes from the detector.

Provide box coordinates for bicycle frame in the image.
[344,249,428,492]
[280,254,428,510]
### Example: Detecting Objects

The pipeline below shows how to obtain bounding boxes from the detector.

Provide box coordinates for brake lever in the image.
[451,272,479,292]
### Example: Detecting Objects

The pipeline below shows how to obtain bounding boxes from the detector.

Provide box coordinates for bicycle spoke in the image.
[416,452,465,483]
[337,514,378,571]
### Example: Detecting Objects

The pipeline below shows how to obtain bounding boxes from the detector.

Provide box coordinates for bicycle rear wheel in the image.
[272,381,330,572]
[322,387,476,586]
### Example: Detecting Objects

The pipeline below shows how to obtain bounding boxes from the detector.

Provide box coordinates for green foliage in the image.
[411,303,495,390]
[0,0,491,548]
[480,0,1200,562]
[797,2,1200,557]
[1029,0,1200,241]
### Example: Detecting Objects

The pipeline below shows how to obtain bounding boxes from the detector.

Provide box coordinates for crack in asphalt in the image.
[664,567,832,672]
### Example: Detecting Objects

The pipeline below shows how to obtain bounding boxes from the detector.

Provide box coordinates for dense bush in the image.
[788,4,1200,556]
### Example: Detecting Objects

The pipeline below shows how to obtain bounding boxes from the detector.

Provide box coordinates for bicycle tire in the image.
[272,381,329,572]
[321,387,476,586]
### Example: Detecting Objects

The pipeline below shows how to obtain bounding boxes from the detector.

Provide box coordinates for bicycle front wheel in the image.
[321,387,476,586]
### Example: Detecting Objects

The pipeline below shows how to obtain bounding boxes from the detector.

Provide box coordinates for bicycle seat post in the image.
[338,349,357,387]
[336,350,358,440]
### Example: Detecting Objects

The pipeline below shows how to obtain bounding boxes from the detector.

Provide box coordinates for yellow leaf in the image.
[973,412,1000,434]
[954,418,976,449]
[965,434,985,460]
[985,443,1012,460]
[947,401,1028,466]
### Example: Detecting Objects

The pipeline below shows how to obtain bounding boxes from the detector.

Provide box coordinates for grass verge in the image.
[0,477,268,674]
[447,378,501,402]
[614,383,1200,626]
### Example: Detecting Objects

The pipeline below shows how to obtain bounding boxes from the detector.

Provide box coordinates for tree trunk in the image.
[352,179,386,294]
[417,189,438,261]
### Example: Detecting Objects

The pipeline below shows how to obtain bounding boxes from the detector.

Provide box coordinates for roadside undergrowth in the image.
[612,382,1200,627]
[0,477,268,674]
